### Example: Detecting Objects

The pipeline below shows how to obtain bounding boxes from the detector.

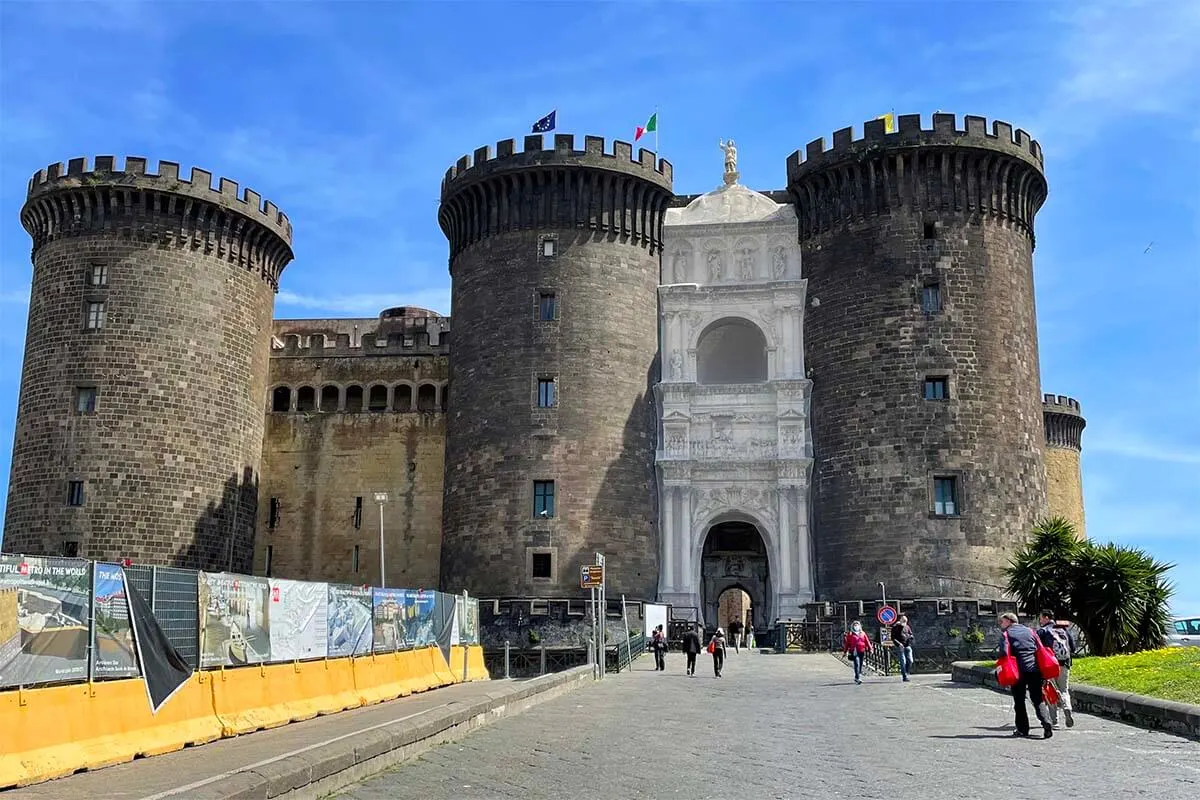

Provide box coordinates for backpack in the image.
[1047,627,1071,662]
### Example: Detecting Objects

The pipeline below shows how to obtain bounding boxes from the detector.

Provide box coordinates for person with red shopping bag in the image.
[995,612,1055,739]
[843,621,873,685]
[707,627,727,677]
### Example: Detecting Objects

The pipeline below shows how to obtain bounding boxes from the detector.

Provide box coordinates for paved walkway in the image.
[337,652,1200,800]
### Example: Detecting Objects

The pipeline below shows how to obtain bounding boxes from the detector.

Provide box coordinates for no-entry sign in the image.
[876,605,898,626]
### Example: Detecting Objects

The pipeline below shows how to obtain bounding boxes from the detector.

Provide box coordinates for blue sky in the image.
[1,1,1197,613]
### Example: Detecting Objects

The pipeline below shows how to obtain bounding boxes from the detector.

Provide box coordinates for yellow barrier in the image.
[352,650,415,706]
[448,645,490,683]
[0,673,221,789]
[211,658,363,736]
[0,645,487,790]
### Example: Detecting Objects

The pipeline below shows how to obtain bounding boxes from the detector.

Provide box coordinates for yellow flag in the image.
[877,112,896,133]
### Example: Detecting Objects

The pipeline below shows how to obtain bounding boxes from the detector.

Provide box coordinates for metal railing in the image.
[483,631,647,679]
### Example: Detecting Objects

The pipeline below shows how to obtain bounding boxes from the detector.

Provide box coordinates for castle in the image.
[2,112,1087,636]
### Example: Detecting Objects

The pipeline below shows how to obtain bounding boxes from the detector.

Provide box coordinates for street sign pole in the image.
[596,552,606,679]
[590,585,598,679]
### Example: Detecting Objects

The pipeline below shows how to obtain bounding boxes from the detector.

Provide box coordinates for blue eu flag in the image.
[532,110,556,133]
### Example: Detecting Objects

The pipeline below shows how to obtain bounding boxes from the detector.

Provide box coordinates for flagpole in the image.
[654,104,659,156]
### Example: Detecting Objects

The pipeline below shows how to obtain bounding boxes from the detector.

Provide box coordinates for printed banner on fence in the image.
[451,595,464,647]
[462,597,480,645]
[198,572,271,668]
[328,584,373,657]
[372,588,437,652]
[125,570,192,713]
[92,562,138,678]
[267,579,329,661]
[0,554,92,688]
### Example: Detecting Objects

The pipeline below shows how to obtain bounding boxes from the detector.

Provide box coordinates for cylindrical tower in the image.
[438,134,673,598]
[1042,393,1087,538]
[787,113,1049,600]
[5,156,293,570]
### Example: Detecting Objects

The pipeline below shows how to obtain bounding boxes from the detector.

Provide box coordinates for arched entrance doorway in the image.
[700,518,770,632]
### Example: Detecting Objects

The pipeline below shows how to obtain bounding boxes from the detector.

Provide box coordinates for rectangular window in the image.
[541,239,556,257]
[537,378,556,408]
[88,262,108,287]
[532,552,553,579]
[924,377,949,400]
[538,292,557,321]
[921,283,941,313]
[265,545,274,577]
[352,545,360,573]
[268,497,279,529]
[354,496,363,529]
[923,222,937,240]
[75,386,98,414]
[933,476,959,516]
[533,480,555,518]
[66,480,84,507]
[85,301,106,330]
[63,541,80,558]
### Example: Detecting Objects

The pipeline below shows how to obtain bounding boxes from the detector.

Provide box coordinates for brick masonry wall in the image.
[255,351,447,587]
[4,233,279,570]
[1044,447,1086,537]
[440,229,662,599]
[800,215,1048,599]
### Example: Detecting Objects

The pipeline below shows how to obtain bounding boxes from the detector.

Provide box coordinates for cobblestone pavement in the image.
[337,652,1200,800]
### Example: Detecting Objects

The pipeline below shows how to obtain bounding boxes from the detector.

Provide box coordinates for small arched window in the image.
[344,385,364,413]
[320,385,340,412]
[368,384,388,412]
[417,383,437,412]
[296,386,316,412]
[394,384,413,412]
[440,384,449,412]
[271,386,291,413]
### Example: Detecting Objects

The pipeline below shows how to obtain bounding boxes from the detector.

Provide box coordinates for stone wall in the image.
[5,157,291,570]
[254,315,447,587]
[1043,394,1087,537]
[476,596,648,649]
[788,114,1049,600]
[438,134,674,600]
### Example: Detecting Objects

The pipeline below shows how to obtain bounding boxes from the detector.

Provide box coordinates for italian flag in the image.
[635,112,657,142]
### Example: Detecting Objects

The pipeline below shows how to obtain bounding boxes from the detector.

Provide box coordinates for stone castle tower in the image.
[1042,394,1087,537]
[4,156,292,570]
[787,114,1050,600]
[437,134,673,598]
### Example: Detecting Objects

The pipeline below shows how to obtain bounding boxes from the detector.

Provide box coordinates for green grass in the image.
[1068,648,1200,705]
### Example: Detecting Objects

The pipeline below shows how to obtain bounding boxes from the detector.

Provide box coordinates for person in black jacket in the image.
[891,615,914,682]
[997,612,1053,739]
[681,624,702,676]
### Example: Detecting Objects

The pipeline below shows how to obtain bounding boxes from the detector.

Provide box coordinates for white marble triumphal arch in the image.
[655,143,815,630]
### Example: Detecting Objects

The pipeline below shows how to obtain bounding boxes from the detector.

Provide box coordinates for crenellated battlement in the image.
[785,113,1048,244]
[786,113,1042,178]
[1043,393,1086,450]
[26,156,292,245]
[271,313,451,357]
[441,133,672,195]
[1042,393,1082,414]
[439,133,676,261]
[21,156,293,288]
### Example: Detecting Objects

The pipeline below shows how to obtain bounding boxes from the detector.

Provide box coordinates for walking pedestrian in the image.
[682,624,702,676]
[1038,610,1076,728]
[728,618,743,654]
[891,614,915,682]
[651,624,667,671]
[997,612,1053,739]
[708,627,727,677]
[842,621,872,685]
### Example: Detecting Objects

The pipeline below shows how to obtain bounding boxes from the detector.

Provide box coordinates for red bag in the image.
[996,632,1020,688]
[1042,680,1061,706]
[707,640,716,654]
[1035,633,1061,679]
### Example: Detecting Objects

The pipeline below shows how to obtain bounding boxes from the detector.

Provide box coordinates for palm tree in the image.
[1004,517,1080,617]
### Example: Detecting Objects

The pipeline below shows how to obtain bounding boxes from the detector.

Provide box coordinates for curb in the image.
[950,661,1200,741]
[165,666,596,800]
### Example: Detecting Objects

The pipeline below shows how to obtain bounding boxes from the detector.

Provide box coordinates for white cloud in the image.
[0,287,29,305]
[276,289,450,317]
[1086,429,1200,466]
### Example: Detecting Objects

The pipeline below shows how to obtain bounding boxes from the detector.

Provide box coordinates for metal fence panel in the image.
[151,566,199,669]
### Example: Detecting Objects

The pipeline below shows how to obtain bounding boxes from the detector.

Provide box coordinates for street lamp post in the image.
[374,492,389,588]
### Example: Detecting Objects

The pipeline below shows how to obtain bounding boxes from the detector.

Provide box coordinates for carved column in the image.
[663,485,675,592]
[794,486,814,599]
[777,487,793,593]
